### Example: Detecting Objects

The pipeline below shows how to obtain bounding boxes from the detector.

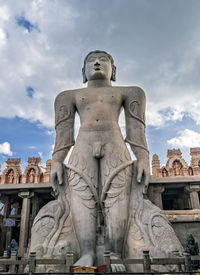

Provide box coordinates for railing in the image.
[0,250,199,274]
[0,251,74,273]
[104,250,197,273]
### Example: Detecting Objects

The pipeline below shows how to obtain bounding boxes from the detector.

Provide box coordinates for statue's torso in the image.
[74,86,124,132]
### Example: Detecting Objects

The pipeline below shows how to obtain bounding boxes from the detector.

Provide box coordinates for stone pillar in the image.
[185,185,200,209]
[29,195,40,232]
[153,185,165,209]
[18,191,34,258]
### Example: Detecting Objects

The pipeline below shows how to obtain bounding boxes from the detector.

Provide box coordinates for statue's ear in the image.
[82,68,87,83]
[111,65,116,82]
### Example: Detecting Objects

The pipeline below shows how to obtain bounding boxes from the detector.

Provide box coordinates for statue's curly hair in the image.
[82,50,116,83]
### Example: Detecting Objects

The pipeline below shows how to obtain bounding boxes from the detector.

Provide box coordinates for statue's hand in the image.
[136,158,150,194]
[50,161,64,195]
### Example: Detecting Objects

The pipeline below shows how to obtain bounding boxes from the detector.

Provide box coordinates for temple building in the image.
[0,157,53,258]
[0,149,200,257]
[150,148,200,248]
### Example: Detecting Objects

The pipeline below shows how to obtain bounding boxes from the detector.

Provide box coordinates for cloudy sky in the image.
[0,0,200,172]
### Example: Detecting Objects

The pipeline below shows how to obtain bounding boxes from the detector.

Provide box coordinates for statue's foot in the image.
[110,254,126,272]
[111,264,126,272]
[74,253,95,266]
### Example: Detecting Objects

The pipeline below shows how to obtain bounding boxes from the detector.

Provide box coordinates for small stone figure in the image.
[29,168,35,183]
[8,170,14,184]
[7,239,18,258]
[188,167,193,176]
[162,168,168,177]
[186,234,199,270]
[173,160,182,176]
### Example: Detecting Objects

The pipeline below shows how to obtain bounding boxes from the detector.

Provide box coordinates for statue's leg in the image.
[67,150,98,266]
[103,169,132,254]
[101,143,132,264]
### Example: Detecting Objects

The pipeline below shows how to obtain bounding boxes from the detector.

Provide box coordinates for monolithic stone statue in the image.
[29,50,183,272]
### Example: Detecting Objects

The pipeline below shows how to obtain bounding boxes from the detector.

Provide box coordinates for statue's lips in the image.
[94,67,101,71]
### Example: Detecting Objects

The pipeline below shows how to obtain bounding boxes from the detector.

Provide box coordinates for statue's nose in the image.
[94,60,100,66]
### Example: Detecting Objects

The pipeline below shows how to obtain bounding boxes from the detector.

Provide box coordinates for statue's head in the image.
[82,50,116,83]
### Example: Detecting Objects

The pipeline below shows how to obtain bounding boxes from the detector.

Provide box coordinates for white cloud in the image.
[0,1,81,128]
[45,130,55,136]
[167,129,200,148]
[28,145,37,149]
[146,105,165,127]
[0,5,10,22]
[138,37,200,128]
[38,151,42,158]
[1,0,200,131]
[0,142,13,156]
[0,28,6,46]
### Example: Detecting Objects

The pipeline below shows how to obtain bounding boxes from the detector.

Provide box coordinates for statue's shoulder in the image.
[54,88,80,106]
[122,86,146,100]
[55,89,73,101]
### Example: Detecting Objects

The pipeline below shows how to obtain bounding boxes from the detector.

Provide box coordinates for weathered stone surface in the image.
[29,50,183,272]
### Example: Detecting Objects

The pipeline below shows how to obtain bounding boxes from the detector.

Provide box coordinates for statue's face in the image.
[85,52,112,81]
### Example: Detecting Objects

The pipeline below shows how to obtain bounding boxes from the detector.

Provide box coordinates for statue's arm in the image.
[123,87,150,194]
[51,91,75,190]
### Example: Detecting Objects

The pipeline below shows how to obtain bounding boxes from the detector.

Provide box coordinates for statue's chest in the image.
[75,90,122,110]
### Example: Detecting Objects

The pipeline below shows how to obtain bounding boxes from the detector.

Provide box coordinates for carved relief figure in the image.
[198,160,200,170]
[7,169,14,184]
[173,160,182,176]
[28,168,35,183]
[188,167,193,176]
[162,168,168,177]
[29,51,183,272]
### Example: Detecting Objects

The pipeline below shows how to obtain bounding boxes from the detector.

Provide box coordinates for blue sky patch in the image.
[0,117,55,170]
[26,86,35,98]
[16,16,38,33]
[146,115,200,166]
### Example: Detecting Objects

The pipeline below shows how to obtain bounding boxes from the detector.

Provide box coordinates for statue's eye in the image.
[99,57,108,61]
[87,57,96,62]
